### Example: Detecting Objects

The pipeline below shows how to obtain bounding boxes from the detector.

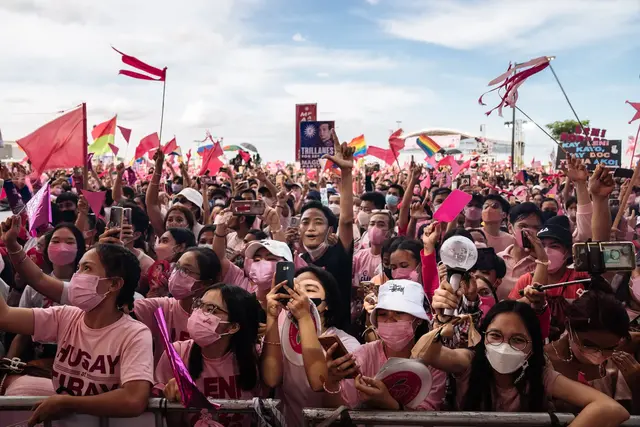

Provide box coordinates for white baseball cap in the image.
[244,239,293,262]
[371,280,428,327]
[177,188,203,211]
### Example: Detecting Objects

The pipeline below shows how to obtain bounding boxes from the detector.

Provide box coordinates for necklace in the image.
[551,339,573,363]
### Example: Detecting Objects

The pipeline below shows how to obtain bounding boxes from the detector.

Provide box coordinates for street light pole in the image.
[511,104,516,171]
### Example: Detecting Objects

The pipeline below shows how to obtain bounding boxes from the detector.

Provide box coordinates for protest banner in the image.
[555,125,620,170]
[295,104,317,161]
[299,121,335,169]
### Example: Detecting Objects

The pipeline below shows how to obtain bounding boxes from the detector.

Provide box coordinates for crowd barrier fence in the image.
[303,408,640,427]
[0,397,280,427]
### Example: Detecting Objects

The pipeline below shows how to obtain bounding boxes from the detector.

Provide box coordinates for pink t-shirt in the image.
[484,230,516,254]
[340,340,447,411]
[32,305,154,396]
[156,339,261,427]
[455,357,560,411]
[222,262,254,293]
[352,248,382,288]
[133,297,190,362]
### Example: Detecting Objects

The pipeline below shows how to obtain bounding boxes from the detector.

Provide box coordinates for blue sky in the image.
[1,0,639,164]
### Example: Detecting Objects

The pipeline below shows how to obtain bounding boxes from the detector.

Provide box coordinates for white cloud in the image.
[381,0,640,53]
[365,0,380,4]
[292,33,306,42]
[0,0,433,162]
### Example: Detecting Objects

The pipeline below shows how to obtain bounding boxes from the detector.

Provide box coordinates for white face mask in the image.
[199,243,213,250]
[485,343,529,374]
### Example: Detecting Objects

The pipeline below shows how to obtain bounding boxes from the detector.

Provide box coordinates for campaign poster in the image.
[299,121,335,169]
[556,139,621,170]
[295,104,317,161]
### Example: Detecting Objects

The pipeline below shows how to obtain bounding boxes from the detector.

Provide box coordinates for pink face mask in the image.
[68,273,111,312]
[514,229,525,248]
[570,330,610,366]
[482,208,503,223]
[368,226,386,246]
[187,309,230,347]
[377,319,415,351]
[47,243,77,266]
[464,206,482,221]
[545,247,567,273]
[155,244,176,262]
[479,295,496,317]
[249,260,277,290]
[169,269,197,300]
[392,267,419,282]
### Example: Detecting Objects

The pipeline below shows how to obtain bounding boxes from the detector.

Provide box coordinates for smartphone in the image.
[231,200,265,216]
[318,336,358,378]
[289,216,301,228]
[360,281,377,297]
[87,213,96,231]
[521,230,532,250]
[573,242,636,273]
[201,176,213,185]
[109,206,123,229]
[614,168,634,179]
[122,207,132,225]
[275,261,295,304]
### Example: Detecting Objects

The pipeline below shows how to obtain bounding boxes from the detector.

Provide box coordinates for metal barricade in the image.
[303,408,640,427]
[0,396,280,427]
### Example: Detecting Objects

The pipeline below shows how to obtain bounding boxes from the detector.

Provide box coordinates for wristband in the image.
[323,381,342,394]
[263,340,281,346]
[7,246,23,256]
[214,233,226,238]
[535,259,550,266]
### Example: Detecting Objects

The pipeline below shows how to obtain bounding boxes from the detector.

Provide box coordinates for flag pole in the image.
[82,103,89,189]
[629,123,640,168]
[547,61,588,136]
[158,77,167,142]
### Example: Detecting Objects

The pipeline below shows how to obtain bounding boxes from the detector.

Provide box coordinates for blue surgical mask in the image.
[385,194,399,207]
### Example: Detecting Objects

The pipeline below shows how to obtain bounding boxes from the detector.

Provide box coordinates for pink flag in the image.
[437,156,456,169]
[547,184,558,198]
[118,126,131,144]
[627,101,640,124]
[81,190,106,219]
[425,156,438,169]
[108,143,119,156]
[17,106,85,174]
[135,133,160,159]
[367,146,397,165]
[420,173,431,190]
[112,47,167,81]
[388,128,405,154]
[186,149,192,164]
[25,182,51,236]
[238,150,251,162]
[199,143,224,175]
[161,137,178,155]
[154,308,219,411]
[433,190,472,222]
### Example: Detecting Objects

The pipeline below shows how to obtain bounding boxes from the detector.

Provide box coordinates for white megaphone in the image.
[439,236,478,316]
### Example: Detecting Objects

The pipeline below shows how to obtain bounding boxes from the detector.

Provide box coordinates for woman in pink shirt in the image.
[324,280,446,411]
[156,283,261,426]
[0,216,153,426]
[427,284,629,426]
[145,228,196,297]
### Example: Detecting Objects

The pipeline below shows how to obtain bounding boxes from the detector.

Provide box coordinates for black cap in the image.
[537,215,572,249]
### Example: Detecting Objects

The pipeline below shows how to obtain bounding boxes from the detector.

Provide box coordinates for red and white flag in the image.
[112,47,166,81]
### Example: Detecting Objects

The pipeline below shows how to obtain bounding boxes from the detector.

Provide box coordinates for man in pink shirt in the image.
[352,210,394,287]
[482,194,515,254]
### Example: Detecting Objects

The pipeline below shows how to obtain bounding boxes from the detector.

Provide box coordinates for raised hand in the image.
[0,215,21,248]
[565,155,589,183]
[588,164,615,199]
[322,129,354,170]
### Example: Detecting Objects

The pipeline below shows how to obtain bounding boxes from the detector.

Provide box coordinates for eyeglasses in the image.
[371,209,392,215]
[485,330,531,352]
[174,264,199,277]
[192,298,228,315]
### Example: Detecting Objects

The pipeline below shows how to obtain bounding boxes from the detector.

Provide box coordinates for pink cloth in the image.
[156,339,261,426]
[352,248,382,287]
[134,297,190,363]
[222,262,254,292]
[420,250,439,302]
[340,340,446,410]
[496,245,536,301]
[484,230,515,254]
[4,375,55,396]
[573,202,592,243]
[455,361,560,411]
[32,305,154,396]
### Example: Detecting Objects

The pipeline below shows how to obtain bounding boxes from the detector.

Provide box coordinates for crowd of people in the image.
[0,135,637,427]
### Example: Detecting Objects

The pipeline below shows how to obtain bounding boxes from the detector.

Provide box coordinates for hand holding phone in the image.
[274,261,295,305]
[320,335,359,379]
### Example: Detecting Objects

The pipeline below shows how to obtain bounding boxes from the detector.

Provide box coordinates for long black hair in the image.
[462,300,546,412]
[295,265,345,330]
[187,283,260,391]
[93,243,141,311]
[178,247,222,284]
[43,223,86,271]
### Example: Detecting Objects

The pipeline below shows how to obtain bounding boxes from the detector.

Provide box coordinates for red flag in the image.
[420,173,431,190]
[81,190,107,219]
[627,101,640,124]
[135,133,160,159]
[437,156,456,169]
[238,150,251,162]
[162,138,178,155]
[108,143,119,156]
[367,146,397,165]
[112,47,166,81]
[388,129,404,154]
[199,143,224,175]
[186,149,192,163]
[118,126,131,144]
[17,106,85,174]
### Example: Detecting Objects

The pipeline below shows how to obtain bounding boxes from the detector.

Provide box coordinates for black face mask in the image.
[383,266,392,279]
[310,298,324,308]
[57,210,77,224]
[541,210,557,223]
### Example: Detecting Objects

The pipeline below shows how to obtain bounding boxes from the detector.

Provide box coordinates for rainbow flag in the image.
[88,116,117,156]
[416,134,442,157]
[348,135,367,158]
